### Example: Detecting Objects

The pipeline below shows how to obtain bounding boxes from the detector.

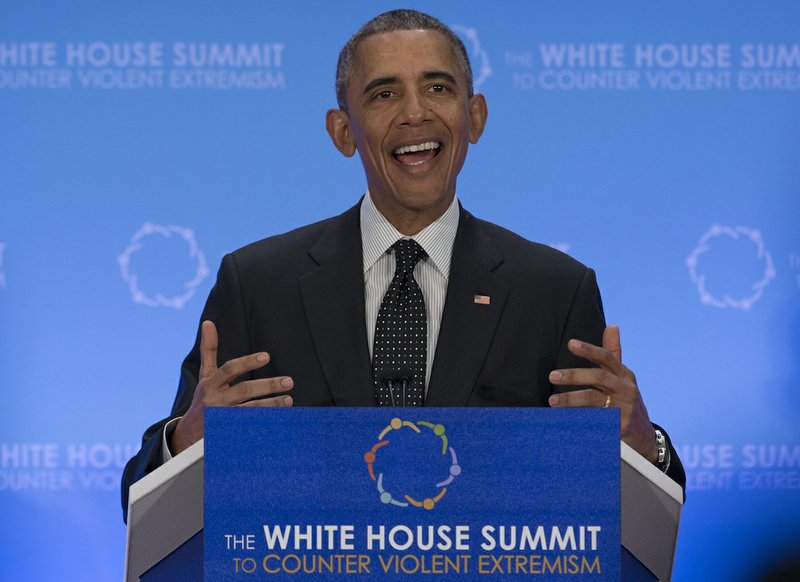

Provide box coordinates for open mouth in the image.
[392,141,441,166]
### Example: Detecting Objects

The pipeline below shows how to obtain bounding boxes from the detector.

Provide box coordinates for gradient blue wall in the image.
[1,1,798,580]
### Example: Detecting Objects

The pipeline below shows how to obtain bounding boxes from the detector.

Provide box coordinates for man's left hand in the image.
[548,325,659,464]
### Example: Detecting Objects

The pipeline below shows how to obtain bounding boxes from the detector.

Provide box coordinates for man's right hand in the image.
[170,320,294,455]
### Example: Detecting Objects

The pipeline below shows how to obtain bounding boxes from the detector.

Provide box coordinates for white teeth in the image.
[394,141,441,155]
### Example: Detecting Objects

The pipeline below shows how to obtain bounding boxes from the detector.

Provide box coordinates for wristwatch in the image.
[654,428,671,473]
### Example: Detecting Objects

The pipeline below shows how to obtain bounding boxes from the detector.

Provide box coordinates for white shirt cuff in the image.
[161,417,182,464]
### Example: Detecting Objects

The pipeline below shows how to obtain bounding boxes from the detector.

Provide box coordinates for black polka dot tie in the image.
[373,239,427,407]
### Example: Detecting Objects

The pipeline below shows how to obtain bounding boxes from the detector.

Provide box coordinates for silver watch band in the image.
[654,428,671,473]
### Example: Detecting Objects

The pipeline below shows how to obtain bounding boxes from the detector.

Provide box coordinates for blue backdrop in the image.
[1,1,798,580]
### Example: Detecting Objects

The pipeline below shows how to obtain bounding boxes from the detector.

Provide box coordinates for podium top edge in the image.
[621,440,683,505]
[127,438,205,510]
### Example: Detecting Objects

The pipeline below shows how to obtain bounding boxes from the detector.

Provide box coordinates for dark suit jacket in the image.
[121,203,685,520]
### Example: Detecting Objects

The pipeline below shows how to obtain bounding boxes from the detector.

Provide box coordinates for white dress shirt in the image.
[360,191,459,391]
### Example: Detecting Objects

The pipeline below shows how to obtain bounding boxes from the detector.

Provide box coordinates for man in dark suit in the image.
[122,9,684,520]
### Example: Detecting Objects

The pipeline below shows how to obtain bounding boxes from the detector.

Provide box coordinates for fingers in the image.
[564,338,630,379]
[549,366,615,389]
[239,394,294,408]
[201,321,272,386]
[551,328,634,398]
[548,389,609,408]
[549,333,636,407]
[199,320,219,377]
[213,351,271,387]
[603,325,622,363]
[223,376,294,406]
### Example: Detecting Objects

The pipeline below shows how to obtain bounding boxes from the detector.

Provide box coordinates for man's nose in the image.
[397,91,431,126]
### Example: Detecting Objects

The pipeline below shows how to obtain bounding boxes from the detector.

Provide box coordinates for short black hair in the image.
[335,9,474,110]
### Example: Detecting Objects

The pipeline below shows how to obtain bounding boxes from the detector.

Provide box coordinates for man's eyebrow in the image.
[421,70,458,86]
[362,76,398,96]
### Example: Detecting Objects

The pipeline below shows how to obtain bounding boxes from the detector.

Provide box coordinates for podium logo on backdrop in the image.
[364,418,462,509]
[0,242,6,289]
[451,25,492,88]
[118,222,209,309]
[0,41,286,90]
[686,224,775,310]
[504,42,800,92]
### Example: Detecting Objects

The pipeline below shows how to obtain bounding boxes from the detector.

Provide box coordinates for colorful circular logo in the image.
[364,418,461,510]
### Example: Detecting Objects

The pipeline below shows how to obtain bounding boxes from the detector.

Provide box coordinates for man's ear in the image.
[326,108,357,157]
[467,93,488,144]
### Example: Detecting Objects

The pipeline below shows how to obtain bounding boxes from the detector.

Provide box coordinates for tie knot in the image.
[392,239,426,274]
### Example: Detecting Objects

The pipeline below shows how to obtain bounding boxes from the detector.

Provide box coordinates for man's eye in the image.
[429,84,448,93]
[375,90,393,99]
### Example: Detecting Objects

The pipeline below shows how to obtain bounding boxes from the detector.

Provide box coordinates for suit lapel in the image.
[298,205,375,406]
[425,209,509,406]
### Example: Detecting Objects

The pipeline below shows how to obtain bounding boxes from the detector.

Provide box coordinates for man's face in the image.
[327,29,487,234]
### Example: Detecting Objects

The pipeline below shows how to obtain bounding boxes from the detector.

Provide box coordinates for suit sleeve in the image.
[120,253,252,522]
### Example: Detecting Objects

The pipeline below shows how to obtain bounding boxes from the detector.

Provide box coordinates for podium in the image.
[124,409,682,581]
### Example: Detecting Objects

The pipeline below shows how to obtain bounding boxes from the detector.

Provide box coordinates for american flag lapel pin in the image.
[473,294,491,305]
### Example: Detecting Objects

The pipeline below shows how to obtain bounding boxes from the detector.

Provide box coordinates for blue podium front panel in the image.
[205,407,620,580]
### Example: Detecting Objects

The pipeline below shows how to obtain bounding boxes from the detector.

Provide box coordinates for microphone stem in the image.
[387,379,396,407]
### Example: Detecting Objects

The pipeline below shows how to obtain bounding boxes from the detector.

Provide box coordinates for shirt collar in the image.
[360,191,459,278]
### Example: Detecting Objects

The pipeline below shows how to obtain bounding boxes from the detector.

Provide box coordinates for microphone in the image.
[396,369,413,407]
[379,371,397,407]
[379,369,414,407]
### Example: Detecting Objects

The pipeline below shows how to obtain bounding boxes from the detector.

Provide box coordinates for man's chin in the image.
[389,185,452,207]
[387,194,454,227]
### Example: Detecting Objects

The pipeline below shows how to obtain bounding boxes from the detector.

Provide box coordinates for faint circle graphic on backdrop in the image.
[118,223,209,309]
[451,25,492,88]
[0,242,6,289]
[686,224,775,310]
